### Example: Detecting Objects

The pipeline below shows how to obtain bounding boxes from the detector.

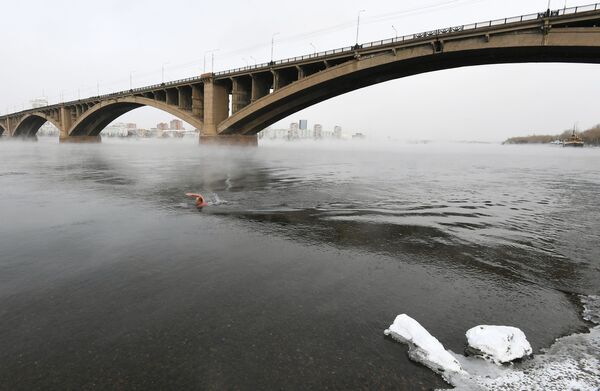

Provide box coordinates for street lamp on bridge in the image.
[203,49,219,73]
[162,62,169,84]
[271,32,280,64]
[392,25,398,40]
[355,9,366,46]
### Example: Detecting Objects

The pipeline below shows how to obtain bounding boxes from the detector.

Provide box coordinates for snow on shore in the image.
[385,295,600,391]
[465,325,532,364]
[455,325,600,391]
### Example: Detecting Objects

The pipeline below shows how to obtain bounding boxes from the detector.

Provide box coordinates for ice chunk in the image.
[384,314,463,375]
[451,326,600,391]
[465,325,532,364]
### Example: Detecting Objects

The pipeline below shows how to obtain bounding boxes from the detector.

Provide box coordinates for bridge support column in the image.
[58,106,101,143]
[60,136,102,143]
[202,76,229,136]
[192,85,204,118]
[4,118,11,137]
[199,134,258,146]
[58,106,71,141]
[231,77,251,113]
[200,76,257,146]
[200,75,257,145]
[251,74,270,102]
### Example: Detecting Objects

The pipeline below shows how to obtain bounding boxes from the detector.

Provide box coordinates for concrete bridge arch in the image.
[13,113,62,137]
[2,6,600,144]
[218,33,600,135]
[68,96,204,137]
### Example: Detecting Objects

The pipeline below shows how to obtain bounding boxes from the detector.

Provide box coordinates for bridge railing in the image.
[214,46,356,76]
[214,2,600,75]
[361,3,599,49]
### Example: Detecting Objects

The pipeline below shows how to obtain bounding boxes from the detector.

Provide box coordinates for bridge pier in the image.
[199,134,257,146]
[201,75,229,136]
[59,135,102,143]
[231,76,251,113]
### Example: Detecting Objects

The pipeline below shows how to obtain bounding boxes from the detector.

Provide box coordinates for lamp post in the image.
[310,42,316,54]
[250,56,257,65]
[203,49,219,73]
[162,62,169,83]
[392,25,398,39]
[271,32,280,63]
[211,50,219,72]
[355,9,366,46]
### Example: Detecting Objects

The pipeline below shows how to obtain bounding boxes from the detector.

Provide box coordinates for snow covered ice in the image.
[465,325,532,364]
[384,314,464,378]
[385,295,600,391]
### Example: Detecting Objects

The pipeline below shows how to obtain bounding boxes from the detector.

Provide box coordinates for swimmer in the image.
[186,193,209,208]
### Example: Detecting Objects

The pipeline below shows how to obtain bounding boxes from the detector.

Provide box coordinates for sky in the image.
[1,0,599,141]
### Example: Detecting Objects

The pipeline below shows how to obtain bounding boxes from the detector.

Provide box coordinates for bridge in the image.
[1,4,600,145]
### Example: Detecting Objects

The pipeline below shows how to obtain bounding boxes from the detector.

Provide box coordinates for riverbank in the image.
[504,124,600,145]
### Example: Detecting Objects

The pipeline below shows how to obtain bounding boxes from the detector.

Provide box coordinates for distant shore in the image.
[504,124,600,145]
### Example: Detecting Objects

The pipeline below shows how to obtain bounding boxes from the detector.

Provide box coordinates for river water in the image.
[0,138,598,390]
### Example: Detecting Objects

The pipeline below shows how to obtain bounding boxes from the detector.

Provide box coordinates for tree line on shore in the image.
[504,124,600,145]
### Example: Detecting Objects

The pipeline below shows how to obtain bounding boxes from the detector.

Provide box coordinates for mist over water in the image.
[0,138,598,390]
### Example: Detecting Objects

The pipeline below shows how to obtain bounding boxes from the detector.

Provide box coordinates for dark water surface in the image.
[0,138,598,390]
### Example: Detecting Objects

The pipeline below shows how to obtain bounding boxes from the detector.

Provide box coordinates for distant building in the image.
[299,119,308,131]
[313,124,323,139]
[101,122,129,137]
[157,122,169,131]
[334,125,342,139]
[30,97,48,109]
[37,122,59,136]
[170,119,184,130]
[259,122,346,141]
[135,128,151,138]
[289,122,299,139]
[126,123,137,129]
[163,130,185,138]
[149,128,164,138]
[260,127,288,139]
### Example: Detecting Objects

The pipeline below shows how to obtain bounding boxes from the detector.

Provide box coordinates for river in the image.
[0,138,598,390]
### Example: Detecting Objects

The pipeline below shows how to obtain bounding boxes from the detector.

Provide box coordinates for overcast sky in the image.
[1,0,599,141]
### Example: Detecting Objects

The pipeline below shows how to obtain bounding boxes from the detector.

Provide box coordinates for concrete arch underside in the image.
[13,114,61,137]
[220,45,600,135]
[69,97,203,136]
